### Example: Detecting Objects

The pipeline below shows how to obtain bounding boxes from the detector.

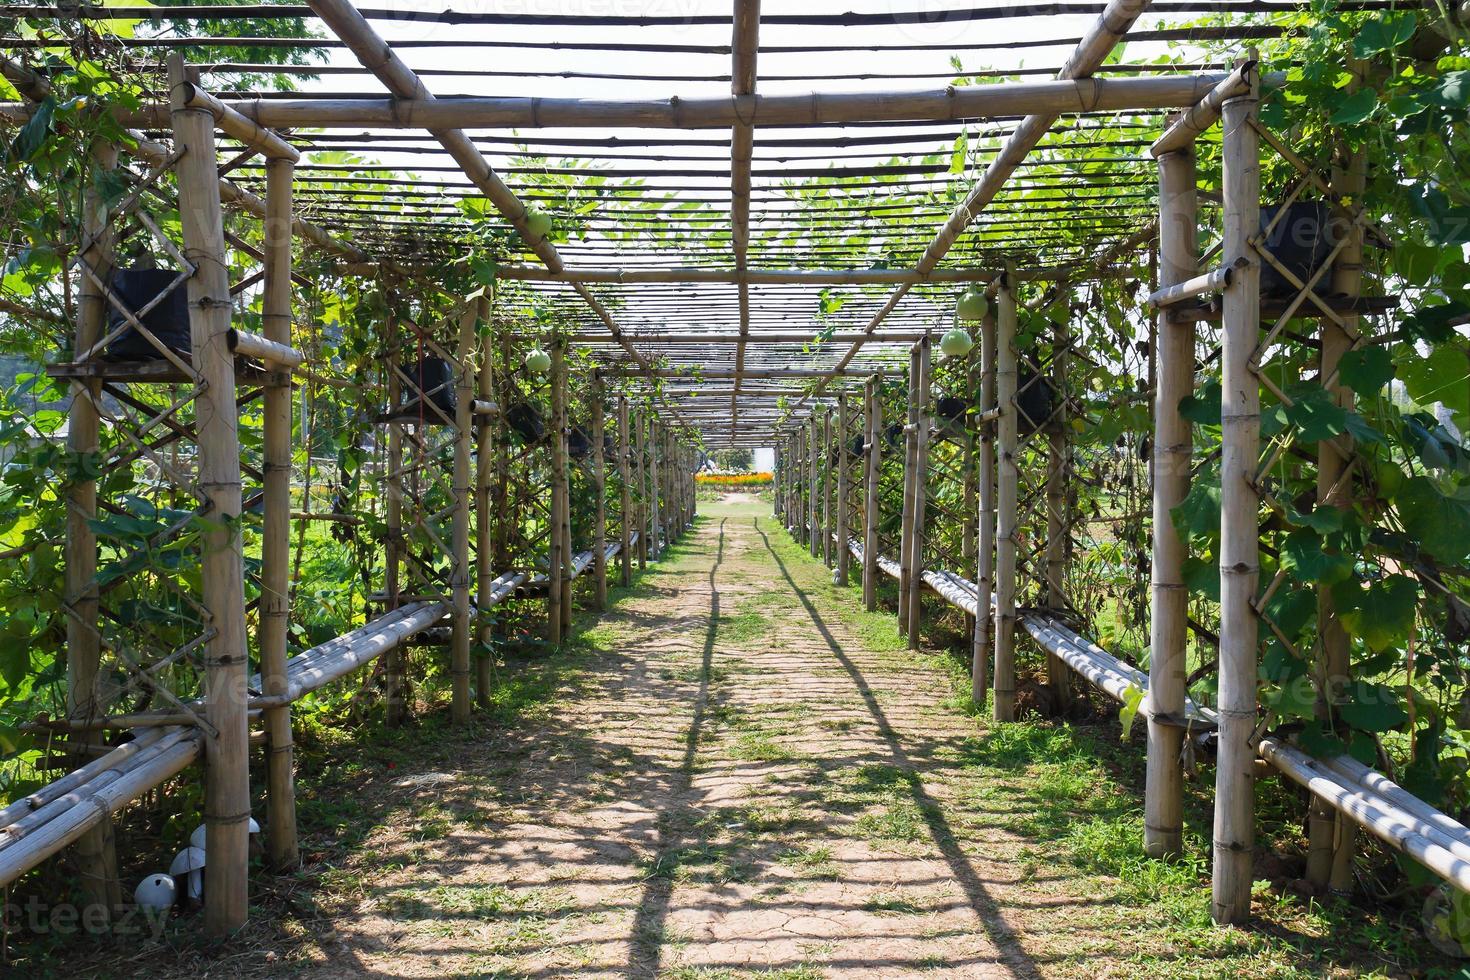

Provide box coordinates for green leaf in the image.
[7,97,54,162]
[1336,575,1419,652]
[1171,477,1221,540]
[1282,384,1349,442]
[1339,681,1409,733]
[1337,347,1394,396]
[1398,476,1470,563]
[1263,674,1318,722]
[1399,343,1469,419]
[1328,88,1379,126]
[1119,683,1144,739]
[1299,726,1348,760]
[1179,381,1221,426]
[1281,527,1354,584]
[1351,12,1417,58]
[1434,70,1470,108]
[1182,554,1220,600]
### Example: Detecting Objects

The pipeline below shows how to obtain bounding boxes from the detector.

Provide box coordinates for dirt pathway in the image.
[282,497,1050,978]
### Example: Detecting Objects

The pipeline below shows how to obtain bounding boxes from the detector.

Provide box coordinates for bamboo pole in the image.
[821,407,833,566]
[649,416,662,559]
[450,304,476,724]
[962,351,978,654]
[994,276,1019,723]
[1212,71,1261,925]
[1145,140,1197,859]
[1308,118,1368,894]
[618,394,632,587]
[384,324,406,727]
[82,71,1251,131]
[66,140,121,919]
[974,305,998,708]
[591,372,608,610]
[260,154,298,870]
[635,407,648,569]
[1045,307,1072,708]
[906,336,932,650]
[836,393,850,587]
[475,293,495,710]
[898,345,919,635]
[549,340,568,644]
[807,416,820,558]
[863,378,881,611]
[170,53,250,935]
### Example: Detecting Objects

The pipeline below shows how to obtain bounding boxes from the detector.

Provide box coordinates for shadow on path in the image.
[627,516,726,975]
[754,517,1042,980]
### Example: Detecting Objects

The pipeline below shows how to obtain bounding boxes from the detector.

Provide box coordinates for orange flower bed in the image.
[696,472,773,488]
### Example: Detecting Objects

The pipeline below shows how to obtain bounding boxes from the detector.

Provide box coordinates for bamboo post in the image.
[1308,132,1367,893]
[492,325,511,575]
[559,342,574,634]
[821,408,832,566]
[67,141,121,918]
[591,372,608,609]
[170,53,250,935]
[962,353,978,651]
[836,392,850,586]
[475,294,495,710]
[863,377,881,610]
[1212,70,1261,925]
[635,407,648,569]
[807,416,819,557]
[261,154,298,869]
[385,322,405,726]
[649,416,662,559]
[549,339,567,644]
[1045,307,1072,708]
[974,304,997,708]
[450,304,476,724]
[898,344,919,634]
[618,394,632,586]
[994,275,1019,723]
[1145,139,1197,859]
[906,335,932,650]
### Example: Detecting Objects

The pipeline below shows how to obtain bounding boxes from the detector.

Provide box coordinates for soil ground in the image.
[32,496,1454,978]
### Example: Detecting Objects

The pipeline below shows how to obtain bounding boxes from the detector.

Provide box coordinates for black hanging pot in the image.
[846,433,868,458]
[506,402,545,444]
[883,421,905,449]
[104,268,192,360]
[398,354,456,418]
[935,396,967,422]
[567,423,592,459]
[1015,367,1054,437]
[1259,202,1338,298]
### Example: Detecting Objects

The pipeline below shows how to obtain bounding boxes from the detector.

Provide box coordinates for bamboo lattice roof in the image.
[4,0,1343,445]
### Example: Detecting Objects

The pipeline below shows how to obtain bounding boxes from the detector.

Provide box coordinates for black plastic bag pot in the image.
[398,355,456,418]
[883,421,905,449]
[1015,368,1054,436]
[506,402,545,444]
[1259,202,1338,297]
[846,433,867,458]
[568,424,592,459]
[104,268,192,360]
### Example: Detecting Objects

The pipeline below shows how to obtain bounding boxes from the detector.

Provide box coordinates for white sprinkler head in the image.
[169,846,207,902]
[133,873,176,913]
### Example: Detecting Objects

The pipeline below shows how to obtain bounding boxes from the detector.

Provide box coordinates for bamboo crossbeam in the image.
[179,80,299,162]
[227,327,304,368]
[30,72,1252,131]
[1151,59,1257,156]
[1146,264,1232,307]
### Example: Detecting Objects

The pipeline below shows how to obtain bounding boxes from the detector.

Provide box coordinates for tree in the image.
[714,449,753,472]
